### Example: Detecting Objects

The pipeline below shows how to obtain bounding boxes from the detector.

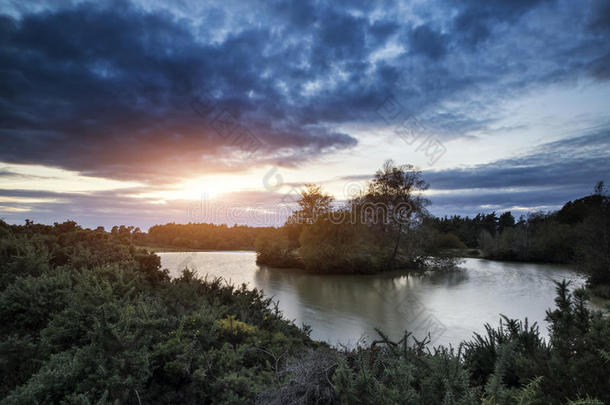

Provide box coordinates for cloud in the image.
[0,186,299,229]
[337,125,610,216]
[1,0,609,185]
[428,132,609,214]
[408,24,448,60]
[588,0,610,32]
[0,0,609,228]
[2,125,608,227]
[0,2,363,182]
[450,0,558,47]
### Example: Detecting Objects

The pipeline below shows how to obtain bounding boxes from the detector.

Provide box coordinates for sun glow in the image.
[132,171,267,202]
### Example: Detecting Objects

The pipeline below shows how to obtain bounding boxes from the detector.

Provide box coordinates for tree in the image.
[299,211,379,273]
[594,181,606,196]
[288,184,334,225]
[498,211,515,233]
[577,195,610,292]
[254,227,302,267]
[359,160,430,269]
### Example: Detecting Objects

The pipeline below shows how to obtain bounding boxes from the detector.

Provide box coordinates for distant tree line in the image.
[129,222,271,251]
[426,183,610,296]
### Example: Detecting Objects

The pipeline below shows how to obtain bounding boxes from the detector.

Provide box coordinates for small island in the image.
[254,160,461,273]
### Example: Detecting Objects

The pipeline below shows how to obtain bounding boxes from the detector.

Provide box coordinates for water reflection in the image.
[158,252,587,347]
[423,268,470,286]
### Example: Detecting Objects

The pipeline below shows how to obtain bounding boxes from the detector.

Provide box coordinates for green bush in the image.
[0,222,314,404]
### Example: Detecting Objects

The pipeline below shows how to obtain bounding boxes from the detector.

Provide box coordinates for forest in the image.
[147,223,268,251]
[1,218,609,403]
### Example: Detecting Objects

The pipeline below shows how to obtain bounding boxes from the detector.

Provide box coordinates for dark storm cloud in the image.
[450,0,558,47]
[0,1,362,182]
[1,0,609,184]
[408,25,448,60]
[589,0,610,32]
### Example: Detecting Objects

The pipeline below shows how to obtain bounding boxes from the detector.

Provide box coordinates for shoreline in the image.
[136,245,256,253]
[148,249,609,304]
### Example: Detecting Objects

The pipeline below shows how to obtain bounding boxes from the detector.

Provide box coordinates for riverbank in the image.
[136,245,256,253]
[157,252,589,347]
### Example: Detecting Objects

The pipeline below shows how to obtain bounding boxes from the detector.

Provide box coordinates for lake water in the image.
[158,251,588,347]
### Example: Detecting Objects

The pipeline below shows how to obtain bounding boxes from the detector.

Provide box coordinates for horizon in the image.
[6,186,604,233]
[1,0,609,230]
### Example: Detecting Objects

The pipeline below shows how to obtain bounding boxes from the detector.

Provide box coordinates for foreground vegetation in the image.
[1,219,609,404]
[0,220,312,403]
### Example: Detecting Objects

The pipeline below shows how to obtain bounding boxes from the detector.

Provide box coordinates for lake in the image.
[158,251,588,347]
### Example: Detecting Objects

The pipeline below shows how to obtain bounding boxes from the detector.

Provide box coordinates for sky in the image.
[1,0,609,229]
